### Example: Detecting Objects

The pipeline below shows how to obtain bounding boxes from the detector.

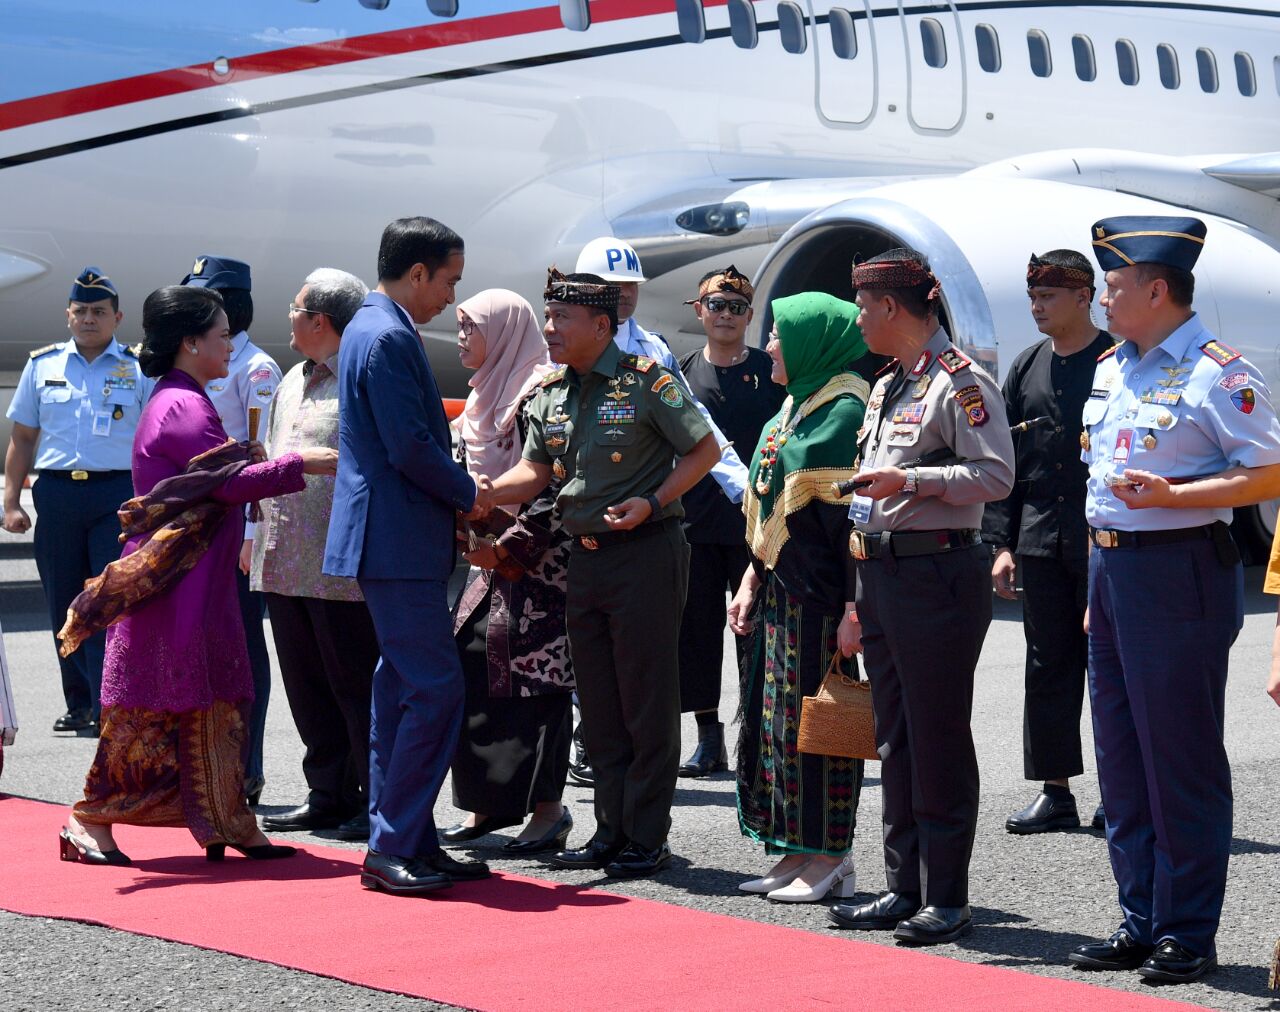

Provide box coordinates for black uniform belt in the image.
[572,516,677,552]
[37,469,130,483]
[1088,522,1224,550]
[849,527,981,562]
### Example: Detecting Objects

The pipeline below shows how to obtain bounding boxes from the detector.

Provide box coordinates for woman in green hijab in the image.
[727,291,871,902]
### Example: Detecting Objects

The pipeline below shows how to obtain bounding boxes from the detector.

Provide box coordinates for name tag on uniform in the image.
[847,494,873,525]
[92,411,112,437]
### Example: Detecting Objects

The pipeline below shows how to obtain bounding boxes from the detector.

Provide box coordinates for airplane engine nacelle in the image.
[752,175,1280,557]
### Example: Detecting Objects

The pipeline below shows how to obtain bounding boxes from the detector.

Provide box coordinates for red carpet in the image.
[0,796,1200,1011]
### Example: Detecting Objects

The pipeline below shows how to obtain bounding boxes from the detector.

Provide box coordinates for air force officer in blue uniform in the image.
[1069,217,1280,982]
[324,217,493,896]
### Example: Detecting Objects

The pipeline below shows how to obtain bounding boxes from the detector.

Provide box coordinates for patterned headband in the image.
[1026,255,1093,290]
[851,259,942,303]
[544,267,620,309]
[685,264,755,305]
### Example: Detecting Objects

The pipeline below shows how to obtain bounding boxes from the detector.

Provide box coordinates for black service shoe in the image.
[419,849,491,881]
[503,811,573,855]
[678,721,728,777]
[1091,804,1106,830]
[1068,930,1153,970]
[53,710,94,733]
[549,837,626,870]
[261,802,347,832]
[893,905,973,945]
[331,812,370,841]
[360,851,452,896]
[604,841,672,879]
[440,815,521,844]
[1136,940,1217,983]
[828,890,921,931]
[568,718,595,786]
[1005,791,1080,834]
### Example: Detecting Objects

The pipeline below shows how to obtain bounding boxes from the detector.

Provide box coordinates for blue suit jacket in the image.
[323,293,476,581]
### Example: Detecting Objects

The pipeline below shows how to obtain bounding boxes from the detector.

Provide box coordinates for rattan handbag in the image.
[797,652,878,761]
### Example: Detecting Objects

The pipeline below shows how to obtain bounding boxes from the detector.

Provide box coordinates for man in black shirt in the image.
[983,250,1114,834]
[676,267,786,776]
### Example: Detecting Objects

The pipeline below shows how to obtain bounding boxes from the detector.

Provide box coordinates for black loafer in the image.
[1068,930,1153,970]
[549,837,626,870]
[604,841,672,879]
[1006,791,1080,834]
[828,891,921,931]
[893,905,973,945]
[503,811,573,855]
[359,851,452,896]
[440,815,522,844]
[53,710,94,733]
[330,812,370,841]
[261,802,348,833]
[419,849,491,881]
[1136,940,1217,983]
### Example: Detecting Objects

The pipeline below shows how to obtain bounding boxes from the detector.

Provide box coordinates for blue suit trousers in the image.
[359,577,464,858]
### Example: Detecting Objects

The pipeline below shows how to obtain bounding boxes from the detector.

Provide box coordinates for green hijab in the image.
[774,292,868,403]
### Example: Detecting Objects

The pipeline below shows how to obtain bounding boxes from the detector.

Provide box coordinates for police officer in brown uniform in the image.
[487,270,719,879]
[827,249,1014,944]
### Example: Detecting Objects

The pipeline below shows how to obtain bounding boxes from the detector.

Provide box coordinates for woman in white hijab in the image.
[442,289,576,854]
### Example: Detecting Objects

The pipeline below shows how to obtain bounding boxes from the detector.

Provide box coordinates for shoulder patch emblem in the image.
[651,373,675,395]
[28,343,59,359]
[1097,344,1119,362]
[938,347,972,374]
[1199,339,1241,366]
[541,366,568,387]
[953,383,988,426]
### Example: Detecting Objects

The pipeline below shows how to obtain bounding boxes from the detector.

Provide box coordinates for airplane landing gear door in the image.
[814,2,877,126]
[900,1,965,133]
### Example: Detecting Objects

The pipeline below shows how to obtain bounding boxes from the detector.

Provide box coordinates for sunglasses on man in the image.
[701,296,750,316]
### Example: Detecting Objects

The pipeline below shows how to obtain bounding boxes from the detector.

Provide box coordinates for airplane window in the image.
[830,7,857,60]
[677,0,706,44]
[1235,52,1256,96]
[728,0,758,49]
[426,0,458,14]
[1027,30,1052,78]
[1196,48,1218,93]
[778,2,807,55]
[1274,55,1280,97]
[1116,39,1139,85]
[560,0,589,32]
[1073,35,1096,81]
[1157,43,1180,89]
[920,19,947,69]
[975,24,1001,73]
[358,0,389,8]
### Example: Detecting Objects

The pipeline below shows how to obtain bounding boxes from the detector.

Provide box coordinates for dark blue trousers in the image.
[358,577,464,858]
[235,569,272,784]
[1088,538,1239,958]
[31,472,133,718]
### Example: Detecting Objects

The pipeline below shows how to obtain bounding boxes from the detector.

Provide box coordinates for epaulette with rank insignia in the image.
[620,353,656,373]
[540,366,568,387]
[938,347,972,374]
[1097,344,1119,362]
[28,343,59,359]
[1199,339,1241,367]
[124,343,141,359]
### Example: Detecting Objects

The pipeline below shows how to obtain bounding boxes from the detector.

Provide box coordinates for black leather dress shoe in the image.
[604,841,672,879]
[678,722,728,778]
[1006,791,1080,834]
[420,849,491,881]
[1136,940,1217,983]
[893,905,973,945]
[1091,804,1106,830]
[360,851,452,896]
[440,815,522,844]
[331,812,370,841]
[828,891,921,931]
[261,802,347,832]
[566,761,595,788]
[1068,930,1153,970]
[53,710,95,733]
[503,811,573,855]
[549,837,626,870]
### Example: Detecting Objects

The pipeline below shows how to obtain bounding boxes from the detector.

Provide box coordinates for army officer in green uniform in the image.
[487,269,720,878]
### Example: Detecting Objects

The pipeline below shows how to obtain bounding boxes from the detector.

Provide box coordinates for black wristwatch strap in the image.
[645,493,663,520]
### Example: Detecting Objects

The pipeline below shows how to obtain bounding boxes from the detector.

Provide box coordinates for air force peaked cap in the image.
[1091,216,1207,273]
[70,267,117,303]
[182,254,252,291]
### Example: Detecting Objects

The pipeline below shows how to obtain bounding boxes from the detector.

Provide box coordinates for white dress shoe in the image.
[738,857,812,894]
[767,855,856,903]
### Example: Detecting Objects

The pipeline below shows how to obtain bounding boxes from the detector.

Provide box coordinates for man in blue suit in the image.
[324,217,494,896]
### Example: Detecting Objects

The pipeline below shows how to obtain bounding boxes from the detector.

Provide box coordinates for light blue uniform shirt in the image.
[7,338,154,471]
[204,331,281,441]
[1082,313,1280,531]
[615,316,749,503]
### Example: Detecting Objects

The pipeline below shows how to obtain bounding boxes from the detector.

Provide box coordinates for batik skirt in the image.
[736,573,863,857]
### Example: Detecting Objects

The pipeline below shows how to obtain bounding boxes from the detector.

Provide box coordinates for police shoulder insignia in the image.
[938,347,972,374]
[28,343,59,359]
[541,366,568,387]
[621,354,656,373]
[1097,343,1119,362]
[953,383,988,426]
[1199,339,1241,366]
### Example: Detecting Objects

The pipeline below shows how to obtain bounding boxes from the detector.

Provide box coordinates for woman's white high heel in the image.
[766,854,856,903]
[738,856,811,894]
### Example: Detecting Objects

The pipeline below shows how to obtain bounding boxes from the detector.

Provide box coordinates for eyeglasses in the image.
[288,304,326,318]
[460,320,476,335]
[702,296,750,316]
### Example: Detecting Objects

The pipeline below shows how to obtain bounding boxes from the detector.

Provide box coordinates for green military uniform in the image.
[524,340,711,850]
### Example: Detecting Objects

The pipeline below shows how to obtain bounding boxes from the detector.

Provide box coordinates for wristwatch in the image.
[645,493,663,519]
[902,467,919,495]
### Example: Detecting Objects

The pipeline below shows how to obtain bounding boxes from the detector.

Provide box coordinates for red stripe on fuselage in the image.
[0,1,724,132]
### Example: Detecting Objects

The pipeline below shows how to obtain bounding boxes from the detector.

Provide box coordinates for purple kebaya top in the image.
[100,369,305,713]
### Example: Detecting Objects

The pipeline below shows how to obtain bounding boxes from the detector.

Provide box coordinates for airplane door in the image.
[814,2,877,126]
[900,1,965,132]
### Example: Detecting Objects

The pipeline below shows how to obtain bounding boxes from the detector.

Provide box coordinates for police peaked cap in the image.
[182,254,252,291]
[70,266,117,303]
[1090,216,1207,273]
